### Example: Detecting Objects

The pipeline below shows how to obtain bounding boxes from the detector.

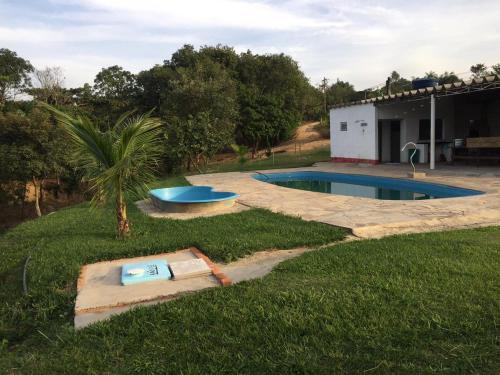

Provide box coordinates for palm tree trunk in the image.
[116,189,130,237]
[32,176,42,217]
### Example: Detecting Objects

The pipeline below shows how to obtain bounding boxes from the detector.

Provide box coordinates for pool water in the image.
[253,171,483,200]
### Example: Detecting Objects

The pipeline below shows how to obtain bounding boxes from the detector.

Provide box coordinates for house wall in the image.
[330,104,378,163]
[377,96,455,162]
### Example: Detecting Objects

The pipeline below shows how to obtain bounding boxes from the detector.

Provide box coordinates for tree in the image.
[43,104,164,237]
[437,71,459,85]
[424,71,459,85]
[167,112,234,172]
[160,57,238,169]
[492,63,500,75]
[136,64,177,116]
[470,63,490,78]
[238,89,296,156]
[0,108,69,216]
[236,52,307,154]
[92,66,138,126]
[0,48,34,105]
[32,66,66,105]
[167,44,198,69]
[168,56,238,122]
[326,79,356,105]
[388,71,411,94]
[93,65,137,99]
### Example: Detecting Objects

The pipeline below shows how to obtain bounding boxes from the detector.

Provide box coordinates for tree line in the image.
[1,44,499,218]
[0,45,319,216]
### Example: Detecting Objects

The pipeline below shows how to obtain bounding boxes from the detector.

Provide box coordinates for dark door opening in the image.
[390,120,401,163]
[378,121,383,162]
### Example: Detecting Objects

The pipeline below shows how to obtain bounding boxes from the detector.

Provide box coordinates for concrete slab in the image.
[187,163,500,238]
[74,241,353,329]
[170,258,212,280]
[75,249,221,328]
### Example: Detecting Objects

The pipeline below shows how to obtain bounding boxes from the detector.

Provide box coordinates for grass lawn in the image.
[0,174,498,374]
[1,226,499,373]
[0,176,345,362]
[202,147,330,173]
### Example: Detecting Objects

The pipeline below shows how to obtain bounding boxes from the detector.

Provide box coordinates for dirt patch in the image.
[272,121,329,153]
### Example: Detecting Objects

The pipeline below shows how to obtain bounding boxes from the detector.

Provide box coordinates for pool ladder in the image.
[401,142,418,174]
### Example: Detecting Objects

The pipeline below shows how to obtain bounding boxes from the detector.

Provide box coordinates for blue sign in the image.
[121,260,172,285]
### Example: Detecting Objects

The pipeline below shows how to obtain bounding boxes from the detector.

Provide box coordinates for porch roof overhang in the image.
[330,74,500,109]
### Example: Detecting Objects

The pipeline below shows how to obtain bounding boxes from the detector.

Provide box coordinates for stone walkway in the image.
[187,163,500,238]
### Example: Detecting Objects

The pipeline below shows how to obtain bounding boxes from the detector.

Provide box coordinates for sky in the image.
[1,0,499,90]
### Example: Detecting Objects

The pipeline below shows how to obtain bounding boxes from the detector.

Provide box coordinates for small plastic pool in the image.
[253,171,484,200]
[150,186,239,213]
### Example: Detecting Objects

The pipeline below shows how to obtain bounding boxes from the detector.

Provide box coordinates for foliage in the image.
[167,112,234,172]
[237,89,297,155]
[167,56,238,123]
[235,52,308,154]
[0,107,69,215]
[424,70,459,84]
[138,46,310,164]
[0,48,34,105]
[326,79,357,105]
[42,104,164,237]
[205,147,330,173]
[92,66,138,126]
[230,144,249,165]
[31,66,66,105]
[161,56,238,171]
[470,62,500,78]
[470,63,489,78]
[387,70,411,93]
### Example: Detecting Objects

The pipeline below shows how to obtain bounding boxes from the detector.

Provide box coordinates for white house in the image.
[330,75,500,168]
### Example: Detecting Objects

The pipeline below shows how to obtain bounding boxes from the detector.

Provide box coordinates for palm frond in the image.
[41,102,164,206]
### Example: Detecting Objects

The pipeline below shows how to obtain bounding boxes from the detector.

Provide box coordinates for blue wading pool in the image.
[150,186,239,213]
[253,171,484,200]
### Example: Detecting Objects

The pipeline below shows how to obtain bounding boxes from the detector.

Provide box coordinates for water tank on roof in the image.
[412,78,438,89]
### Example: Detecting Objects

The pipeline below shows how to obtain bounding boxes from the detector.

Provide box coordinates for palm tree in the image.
[42,103,163,237]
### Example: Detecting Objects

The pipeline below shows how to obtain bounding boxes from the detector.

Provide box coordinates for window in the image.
[340,122,348,131]
[419,119,443,140]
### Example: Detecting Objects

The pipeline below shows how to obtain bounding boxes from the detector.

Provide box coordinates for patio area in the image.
[187,163,500,238]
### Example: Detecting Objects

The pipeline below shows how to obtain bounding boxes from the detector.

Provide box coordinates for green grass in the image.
[202,147,330,173]
[2,227,499,374]
[0,176,345,359]
[1,174,498,373]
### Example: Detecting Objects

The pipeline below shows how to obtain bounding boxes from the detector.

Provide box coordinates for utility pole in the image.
[319,77,329,123]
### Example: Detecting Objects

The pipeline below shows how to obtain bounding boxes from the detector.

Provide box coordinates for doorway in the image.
[390,120,401,163]
[378,120,401,163]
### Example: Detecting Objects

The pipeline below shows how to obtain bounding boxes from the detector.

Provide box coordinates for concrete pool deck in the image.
[187,163,500,238]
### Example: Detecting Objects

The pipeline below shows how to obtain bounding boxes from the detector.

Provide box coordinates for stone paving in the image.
[187,163,500,238]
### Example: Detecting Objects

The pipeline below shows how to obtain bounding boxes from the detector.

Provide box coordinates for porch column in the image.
[430,94,436,170]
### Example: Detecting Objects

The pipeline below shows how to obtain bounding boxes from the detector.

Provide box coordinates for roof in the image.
[331,74,500,109]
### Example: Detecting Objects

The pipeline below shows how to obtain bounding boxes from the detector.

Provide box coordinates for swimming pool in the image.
[253,171,484,200]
